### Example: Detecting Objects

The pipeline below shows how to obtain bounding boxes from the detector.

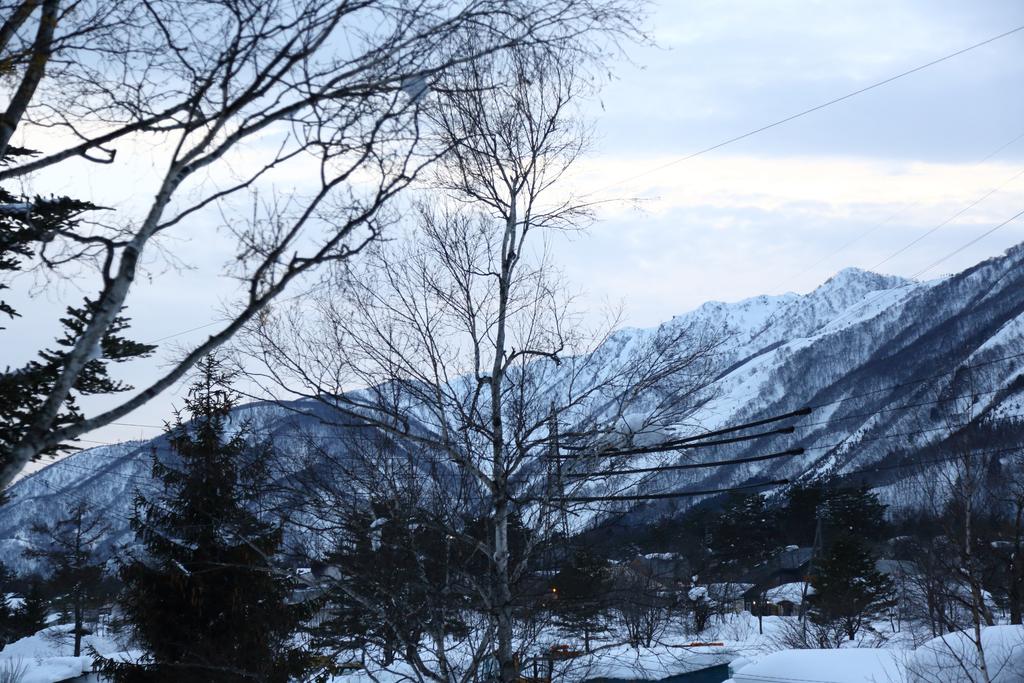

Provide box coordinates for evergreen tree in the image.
[1,148,156,471]
[709,493,781,635]
[100,356,312,682]
[0,560,15,647]
[24,501,109,656]
[318,496,473,669]
[781,482,827,546]
[552,549,611,652]
[809,535,894,643]
[782,482,887,547]
[821,485,887,542]
[14,579,48,638]
[710,493,780,575]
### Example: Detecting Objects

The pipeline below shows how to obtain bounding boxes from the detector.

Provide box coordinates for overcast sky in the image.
[559,0,1024,325]
[11,0,1024,467]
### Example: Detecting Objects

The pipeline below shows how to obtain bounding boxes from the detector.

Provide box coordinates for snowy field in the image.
[2,614,1021,682]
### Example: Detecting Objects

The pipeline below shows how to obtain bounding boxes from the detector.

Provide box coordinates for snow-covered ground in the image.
[728,625,1024,683]
[729,648,906,683]
[3,612,1020,681]
[0,624,132,683]
[322,614,1022,683]
[720,616,1024,683]
[319,613,914,682]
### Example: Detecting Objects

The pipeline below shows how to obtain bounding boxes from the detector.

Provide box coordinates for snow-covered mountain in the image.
[4,244,1024,562]
[588,245,1024,515]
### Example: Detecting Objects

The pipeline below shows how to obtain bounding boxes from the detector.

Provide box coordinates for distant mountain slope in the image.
[4,244,1024,561]
[590,244,1024,514]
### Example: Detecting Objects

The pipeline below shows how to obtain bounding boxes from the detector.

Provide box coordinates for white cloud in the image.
[569,154,1024,223]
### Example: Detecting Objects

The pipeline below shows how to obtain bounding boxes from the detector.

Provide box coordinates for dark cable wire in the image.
[566,447,806,479]
[553,478,791,503]
[552,424,799,459]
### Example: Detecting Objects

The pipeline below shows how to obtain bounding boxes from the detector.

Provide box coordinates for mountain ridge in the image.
[4,244,1024,564]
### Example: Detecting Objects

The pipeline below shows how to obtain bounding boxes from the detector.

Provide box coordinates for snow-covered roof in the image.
[728,625,1024,683]
[875,559,917,577]
[641,552,681,561]
[5,592,24,610]
[763,581,814,605]
[706,583,754,602]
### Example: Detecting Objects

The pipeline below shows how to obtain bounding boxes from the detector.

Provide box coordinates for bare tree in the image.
[989,446,1024,625]
[0,0,646,487]
[243,46,719,682]
[910,386,999,683]
[611,565,673,649]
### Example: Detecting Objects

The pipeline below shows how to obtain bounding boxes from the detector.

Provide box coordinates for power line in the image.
[645,407,811,445]
[552,424,801,459]
[553,437,1024,506]
[800,384,1017,429]
[807,424,981,453]
[558,165,1024,479]
[551,408,810,458]
[144,280,329,345]
[67,351,1024,467]
[586,24,1024,197]
[816,444,1024,482]
[78,29,1024,474]
[866,165,1024,274]
[809,206,1024,335]
[706,143,1024,405]
[784,378,1024,488]
[749,193,1024,357]
[552,478,790,503]
[33,344,1024,505]
[566,447,806,479]
[99,408,813,451]
[560,423,993,486]
[552,356,1024,470]
[557,419,1012,494]
[147,321,224,344]
[27,412,1024,508]
[134,25,1024,353]
[914,207,1024,278]
[766,129,1024,297]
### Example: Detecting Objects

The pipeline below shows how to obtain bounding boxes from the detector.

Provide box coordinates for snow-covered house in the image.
[705,583,754,613]
[740,547,812,614]
[761,581,814,617]
[631,552,690,585]
[4,591,25,611]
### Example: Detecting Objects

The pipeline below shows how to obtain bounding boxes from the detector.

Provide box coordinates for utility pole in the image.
[799,503,826,640]
[547,404,567,536]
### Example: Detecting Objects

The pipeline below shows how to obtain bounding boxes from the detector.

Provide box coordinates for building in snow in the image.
[740,546,812,615]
